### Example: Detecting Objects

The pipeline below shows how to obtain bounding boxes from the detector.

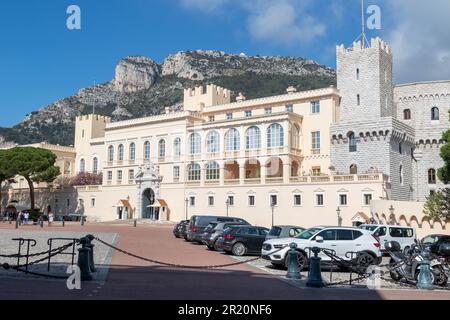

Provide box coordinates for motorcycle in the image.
[386,240,448,287]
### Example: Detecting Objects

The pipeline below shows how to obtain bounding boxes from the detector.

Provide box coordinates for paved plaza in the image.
[0,221,449,300]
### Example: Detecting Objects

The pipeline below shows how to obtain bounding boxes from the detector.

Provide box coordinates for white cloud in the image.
[383,0,450,83]
[247,0,326,45]
[180,0,231,12]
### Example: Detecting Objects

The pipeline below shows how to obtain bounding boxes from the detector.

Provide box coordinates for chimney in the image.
[236,92,246,102]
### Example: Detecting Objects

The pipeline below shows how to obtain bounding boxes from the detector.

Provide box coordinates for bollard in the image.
[77,237,93,281]
[306,247,324,288]
[134,219,137,228]
[62,218,65,228]
[81,216,85,226]
[85,235,97,273]
[40,217,44,228]
[286,243,301,279]
[15,218,19,229]
[417,249,434,290]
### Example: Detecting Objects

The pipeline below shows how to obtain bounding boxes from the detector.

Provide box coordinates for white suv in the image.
[261,226,382,270]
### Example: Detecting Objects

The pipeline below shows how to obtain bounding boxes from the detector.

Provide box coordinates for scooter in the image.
[386,240,448,287]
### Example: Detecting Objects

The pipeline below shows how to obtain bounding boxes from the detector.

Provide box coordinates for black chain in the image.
[0,243,73,259]
[94,237,283,270]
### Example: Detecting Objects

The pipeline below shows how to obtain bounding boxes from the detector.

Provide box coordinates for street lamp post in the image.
[389,205,395,225]
[271,203,275,227]
[225,199,230,217]
[336,207,342,226]
[185,198,189,220]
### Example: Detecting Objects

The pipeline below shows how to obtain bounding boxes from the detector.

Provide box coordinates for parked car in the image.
[215,225,270,256]
[187,215,248,243]
[266,225,305,241]
[262,226,382,270]
[201,221,250,250]
[359,224,416,252]
[173,220,190,238]
[421,234,450,256]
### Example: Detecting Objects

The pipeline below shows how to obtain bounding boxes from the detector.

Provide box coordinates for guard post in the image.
[306,247,324,288]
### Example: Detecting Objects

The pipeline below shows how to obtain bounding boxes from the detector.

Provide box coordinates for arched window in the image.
[188,163,201,181]
[431,107,440,120]
[79,159,86,173]
[118,144,125,161]
[350,164,358,175]
[159,139,166,158]
[206,131,220,153]
[129,143,136,161]
[225,128,240,151]
[428,169,437,184]
[399,142,403,154]
[189,133,201,155]
[108,145,114,162]
[144,141,151,160]
[206,162,220,180]
[92,157,98,174]
[174,138,181,157]
[348,132,357,152]
[267,123,284,148]
[246,126,261,149]
[403,109,411,120]
[399,165,404,185]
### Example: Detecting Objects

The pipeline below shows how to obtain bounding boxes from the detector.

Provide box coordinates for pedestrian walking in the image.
[48,212,54,226]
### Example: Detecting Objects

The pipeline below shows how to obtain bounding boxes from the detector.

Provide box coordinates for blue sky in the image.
[0,0,449,127]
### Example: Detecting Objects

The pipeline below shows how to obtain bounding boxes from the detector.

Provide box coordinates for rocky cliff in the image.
[0,51,336,146]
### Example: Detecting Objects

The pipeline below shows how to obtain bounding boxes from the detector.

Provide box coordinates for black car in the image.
[187,215,248,243]
[173,220,190,238]
[215,225,270,256]
[201,221,250,250]
[421,234,450,255]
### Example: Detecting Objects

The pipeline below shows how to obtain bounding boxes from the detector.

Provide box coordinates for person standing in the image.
[23,212,29,225]
[48,212,54,226]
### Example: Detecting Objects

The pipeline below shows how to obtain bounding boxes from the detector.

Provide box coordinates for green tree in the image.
[1,147,60,211]
[423,189,450,221]
[438,126,450,184]
[0,150,15,213]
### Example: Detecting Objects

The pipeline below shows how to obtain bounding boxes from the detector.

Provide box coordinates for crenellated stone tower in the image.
[331,38,415,201]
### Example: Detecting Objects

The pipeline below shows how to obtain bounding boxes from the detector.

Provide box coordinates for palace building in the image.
[6,37,450,237]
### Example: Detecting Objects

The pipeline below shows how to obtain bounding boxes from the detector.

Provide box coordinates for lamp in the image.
[185,198,189,220]
[225,198,230,217]
[271,202,275,227]
[389,205,395,225]
[336,207,342,226]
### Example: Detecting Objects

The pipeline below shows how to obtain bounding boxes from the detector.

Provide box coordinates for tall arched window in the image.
[118,144,125,161]
[129,143,136,161]
[144,141,151,160]
[267,123,284,148]
[79,159,86,173]
[403,109,411,120]
[188,163,201,181]
[206,162,220,180]
[174,138,181,157]
[206,131,220,153]
[348,132,357,152]
[108,145,114,162]
[428,169,437,184]
[92,157,98,174]
[291,124,301,149]
[159,139,166,158]
[246,126,261,150]
[225,128,240,151]
[189,133,201,155]
[431,107,440,120]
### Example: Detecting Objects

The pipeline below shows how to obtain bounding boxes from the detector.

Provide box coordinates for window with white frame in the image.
[174,138,181,157]
[159,139,166,158]
[286,104,294,112]
[227,195,235,206]
[226,113,233,120]
[316,194,324,206]
[206,162,220,180]
[339,194,348,206]
[108,145,114,162]
[246,126,261,149]
[189,133,202,155]
[311,101,320,114]
[107,171,113,181]
[117,170,123,181]
[245,110,252,118]
[267,123,284,148]
[118,144,125,161]
[79,159,86,173]
[294,194,302,206]
[91,198,96,208]
[188,163,201,181]
[208,116,215,122]
[225,128,240,151]
[208,196,215,206]
[189,196,196,207]
[270,194,278,206]
[129,169,135,181]
[206,131,220,153]
[173,166,180,179]
[144,141,151,160]
[129,143,136,160]
[312,131,321,152]
[92,157,98,174]
[364,194,372,206]
[265,107,272,115]
[248,195,255,206]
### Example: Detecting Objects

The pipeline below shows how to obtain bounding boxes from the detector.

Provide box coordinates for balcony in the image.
[311,176,331,183]
[205,180,220,186]
[266,177,283,184]
[244,178,261,185]
[224,179,240,185]
[186,181,200,187]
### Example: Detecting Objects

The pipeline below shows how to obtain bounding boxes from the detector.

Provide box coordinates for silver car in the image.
[266,225,305,241]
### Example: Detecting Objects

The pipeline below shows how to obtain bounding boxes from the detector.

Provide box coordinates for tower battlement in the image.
[183,84,231,111]
[76,114,111,123]
[337,37,391,55]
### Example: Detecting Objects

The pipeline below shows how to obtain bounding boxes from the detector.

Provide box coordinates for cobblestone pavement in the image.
[0,229,118,282]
